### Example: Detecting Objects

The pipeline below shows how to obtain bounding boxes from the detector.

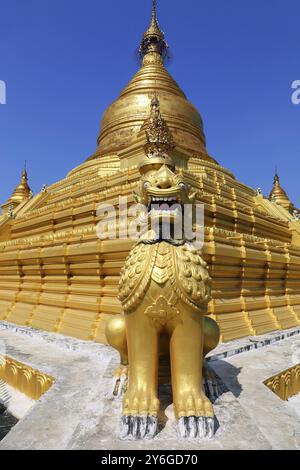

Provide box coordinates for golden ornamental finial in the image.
[138,96,175,172]
[22,160,28,180]
[152,0,157,20]
[139,0,169,62]
[274,167,279,184]
[143,96,175,159]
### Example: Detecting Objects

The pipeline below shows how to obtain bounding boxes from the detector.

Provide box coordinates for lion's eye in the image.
[179,183,187,191]
[143,181,150,189]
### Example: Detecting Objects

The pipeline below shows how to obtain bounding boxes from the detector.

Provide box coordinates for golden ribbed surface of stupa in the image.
[0,1,300,343]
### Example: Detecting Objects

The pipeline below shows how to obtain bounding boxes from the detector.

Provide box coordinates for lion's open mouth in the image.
[147,196,180,216]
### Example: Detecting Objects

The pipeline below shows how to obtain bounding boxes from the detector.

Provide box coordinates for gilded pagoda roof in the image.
[88,0,216,164]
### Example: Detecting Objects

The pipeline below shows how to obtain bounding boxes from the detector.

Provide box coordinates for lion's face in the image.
[134,165,196,226]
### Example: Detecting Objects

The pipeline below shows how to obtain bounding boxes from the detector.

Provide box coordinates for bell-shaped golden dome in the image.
[10,168,31,204]
[1,167,32,215]
[89,1,215,164]
[269,172,293,211]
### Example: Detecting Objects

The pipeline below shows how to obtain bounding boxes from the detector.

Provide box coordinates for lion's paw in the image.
[120,415,158,440]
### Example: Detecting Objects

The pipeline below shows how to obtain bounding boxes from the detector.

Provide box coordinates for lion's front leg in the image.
[121,305,160,440]
[168,311,215,439]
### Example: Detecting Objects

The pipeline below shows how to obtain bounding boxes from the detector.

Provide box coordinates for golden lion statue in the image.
[105,97,220,440]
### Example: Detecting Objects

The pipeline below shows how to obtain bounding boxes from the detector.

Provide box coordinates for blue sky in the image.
[0,0,299,206]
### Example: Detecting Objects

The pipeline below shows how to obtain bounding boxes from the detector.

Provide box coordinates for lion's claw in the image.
[120,415,158,440]
[178,416,215,439]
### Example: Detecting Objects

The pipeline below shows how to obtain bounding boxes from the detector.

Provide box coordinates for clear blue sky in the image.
[0,0,299,206]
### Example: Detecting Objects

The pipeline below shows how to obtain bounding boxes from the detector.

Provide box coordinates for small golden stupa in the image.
[1,166,31,214]
[269,171,294,212]
[0,1,299,343]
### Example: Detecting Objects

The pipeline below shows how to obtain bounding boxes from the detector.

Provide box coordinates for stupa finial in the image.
[22,160,28,180]
[152,0,157,20]
[139,0,169,63]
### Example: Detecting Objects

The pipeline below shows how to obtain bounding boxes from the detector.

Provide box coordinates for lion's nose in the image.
[156,177,172,189]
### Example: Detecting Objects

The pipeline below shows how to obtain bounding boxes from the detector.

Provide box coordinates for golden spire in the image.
[269,170,293,211]
[152,0,157,18]
[139,0,169,64]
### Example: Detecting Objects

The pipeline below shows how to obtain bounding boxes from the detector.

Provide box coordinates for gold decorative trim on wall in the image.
[0,356,54,401]
[264,364,300,401]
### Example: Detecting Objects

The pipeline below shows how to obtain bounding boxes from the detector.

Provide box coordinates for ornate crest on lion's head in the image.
[133,96,197,235]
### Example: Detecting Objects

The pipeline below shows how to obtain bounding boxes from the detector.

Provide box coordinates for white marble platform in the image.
[0,321,299,450]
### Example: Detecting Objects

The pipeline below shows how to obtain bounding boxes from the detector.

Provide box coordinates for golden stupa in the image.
[0,1,300,344]
[269,171,295,212]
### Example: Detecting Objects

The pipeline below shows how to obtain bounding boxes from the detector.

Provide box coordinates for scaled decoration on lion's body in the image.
[119,241,211,319]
